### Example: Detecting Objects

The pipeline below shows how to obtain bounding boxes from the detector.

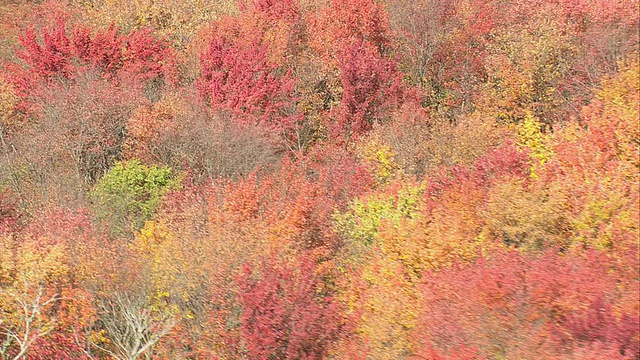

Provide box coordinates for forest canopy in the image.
[0,0,638,358]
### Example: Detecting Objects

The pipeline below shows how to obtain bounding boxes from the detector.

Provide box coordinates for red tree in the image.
[413,249,639,359]
[195,33,298,130]
[4,19,175,114]
[333,40,403,144]
[236,254,344,359]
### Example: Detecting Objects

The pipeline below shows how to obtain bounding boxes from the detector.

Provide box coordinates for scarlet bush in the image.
[237,254,344,359]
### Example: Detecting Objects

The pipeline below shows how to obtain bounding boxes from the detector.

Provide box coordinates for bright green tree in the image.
[90,160,180,236]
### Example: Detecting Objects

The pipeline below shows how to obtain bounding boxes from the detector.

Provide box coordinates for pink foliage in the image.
[236,254,344,359]
[333,40,403,143]
[196,33,298,129]
[415,249,639,358]
[5,20,175,114]
[423,140,530,208]
[16,21,174,82]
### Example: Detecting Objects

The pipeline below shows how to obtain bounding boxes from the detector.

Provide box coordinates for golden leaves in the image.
[0,78,18,127]
[80,0,237,45]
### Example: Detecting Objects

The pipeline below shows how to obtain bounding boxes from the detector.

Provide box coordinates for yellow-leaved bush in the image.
[516,112,553,178]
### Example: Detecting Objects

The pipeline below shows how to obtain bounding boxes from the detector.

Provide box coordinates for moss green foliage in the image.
[90,160,181,235]
[334,183,424,246]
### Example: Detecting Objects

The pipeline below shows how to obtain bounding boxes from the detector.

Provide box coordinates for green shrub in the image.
[90,160,181,236]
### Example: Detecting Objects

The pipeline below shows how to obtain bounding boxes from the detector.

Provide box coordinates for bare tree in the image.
[0,283,61,360]
[92,291,175,360]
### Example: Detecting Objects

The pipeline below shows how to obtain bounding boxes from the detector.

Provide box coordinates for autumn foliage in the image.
[236,254,344,359]
[0,0,637,358]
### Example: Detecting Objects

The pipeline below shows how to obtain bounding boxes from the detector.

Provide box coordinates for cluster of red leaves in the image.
[236,254,344,359]
[16,21,175,82]
[309,0,391,65]
[333,40,404,142]
[3,19,175,114]
[193,0,304,136]
[415,249,639,359]
[423,140,531,211]
[195,33,298,129]
[28,287,96,360]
